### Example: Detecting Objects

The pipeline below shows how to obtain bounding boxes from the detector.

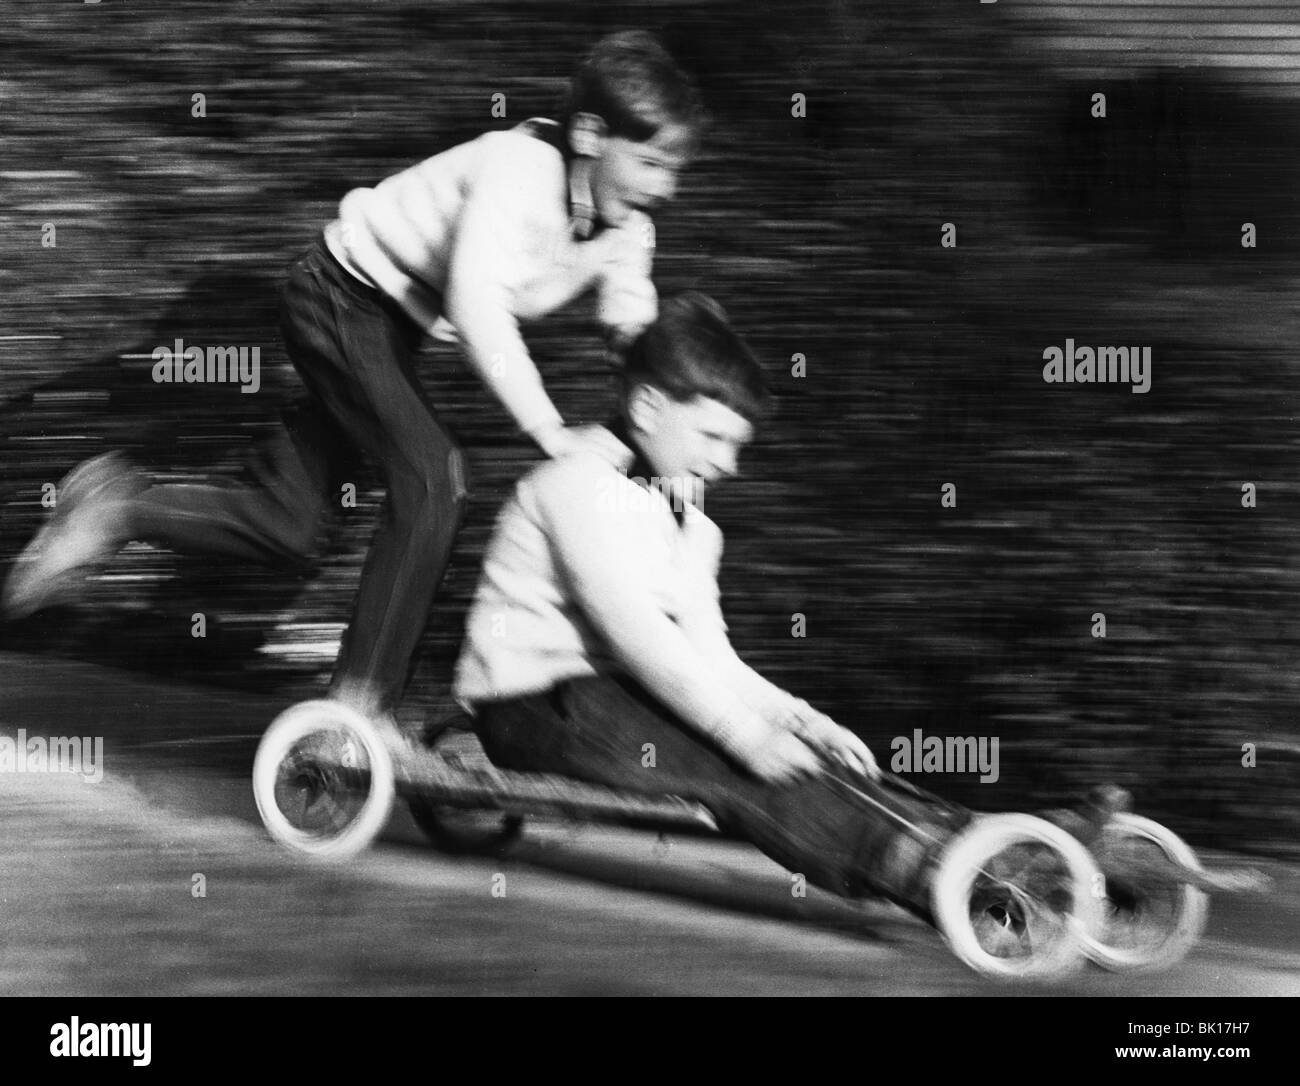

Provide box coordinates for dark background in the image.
[2,0,1297,856]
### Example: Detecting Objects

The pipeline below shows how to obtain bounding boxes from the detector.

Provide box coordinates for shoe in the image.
[2,452,146,618]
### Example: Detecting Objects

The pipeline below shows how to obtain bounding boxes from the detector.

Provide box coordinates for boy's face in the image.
[630,388,754,501]
[587,122,693,226]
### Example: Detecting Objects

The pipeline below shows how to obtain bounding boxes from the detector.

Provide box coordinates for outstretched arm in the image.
[443,142,567,447]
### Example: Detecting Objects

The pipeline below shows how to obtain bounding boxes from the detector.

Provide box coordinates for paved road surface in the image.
[2,653,1296,996]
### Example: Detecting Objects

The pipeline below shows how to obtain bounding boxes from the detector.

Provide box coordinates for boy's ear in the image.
[568,112,608,158]
[626,382,668,435]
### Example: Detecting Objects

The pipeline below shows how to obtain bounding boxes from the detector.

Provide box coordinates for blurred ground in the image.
[2,653,1297,996]
[0,0,1297,874]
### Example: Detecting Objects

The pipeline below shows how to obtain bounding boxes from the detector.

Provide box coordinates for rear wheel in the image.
[253,700,395,859]
[931,814,1102,980]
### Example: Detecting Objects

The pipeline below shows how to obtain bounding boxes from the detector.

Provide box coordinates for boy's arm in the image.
[595,210,658,350]
[442,142,567,447]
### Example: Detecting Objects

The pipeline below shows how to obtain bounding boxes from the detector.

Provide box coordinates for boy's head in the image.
[619,292,768,493]
[564,32,705,226]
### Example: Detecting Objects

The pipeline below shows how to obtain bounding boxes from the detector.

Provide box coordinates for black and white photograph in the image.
[0,0,1296,1057]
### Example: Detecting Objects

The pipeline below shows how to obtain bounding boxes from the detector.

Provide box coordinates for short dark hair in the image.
[620,292,769,424]
[565,31,706,144]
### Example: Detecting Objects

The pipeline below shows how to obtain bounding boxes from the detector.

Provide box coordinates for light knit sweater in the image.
[453,427,806,760]
[324,119,657,437]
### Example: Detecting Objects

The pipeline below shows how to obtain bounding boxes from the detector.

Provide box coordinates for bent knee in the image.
[386,445,471,526]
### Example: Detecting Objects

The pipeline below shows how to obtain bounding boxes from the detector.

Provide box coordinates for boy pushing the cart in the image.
[5,32,702,723]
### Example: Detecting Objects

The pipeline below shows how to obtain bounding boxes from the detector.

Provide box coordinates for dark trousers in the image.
[476,676,970,911]
[127,239,469,712]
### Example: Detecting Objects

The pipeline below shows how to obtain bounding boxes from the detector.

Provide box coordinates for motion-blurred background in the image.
[2,0,1297,857]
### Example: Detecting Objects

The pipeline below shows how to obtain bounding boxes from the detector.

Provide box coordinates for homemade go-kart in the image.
[252,699,1256,980]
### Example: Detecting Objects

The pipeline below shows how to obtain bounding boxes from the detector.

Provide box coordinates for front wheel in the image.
[1082,813,1209,973]
[253,699,395,859]
[931,814,1103,980]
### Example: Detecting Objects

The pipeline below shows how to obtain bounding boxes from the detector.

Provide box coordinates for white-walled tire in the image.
[932,814,1102,980]
[1083,813,1209,973]
[253,699,395,859]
